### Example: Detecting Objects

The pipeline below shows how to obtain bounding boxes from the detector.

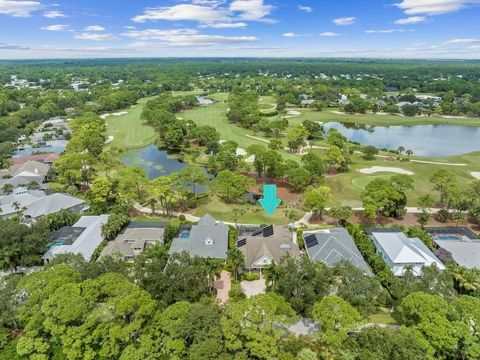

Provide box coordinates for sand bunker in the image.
[471,172,480,179]
[100,111,128,119]
[359,166,414,175]
[287,110,301,116]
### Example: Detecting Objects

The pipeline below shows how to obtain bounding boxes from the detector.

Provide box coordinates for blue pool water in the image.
[434,235,462,241]
[180,232,190,239]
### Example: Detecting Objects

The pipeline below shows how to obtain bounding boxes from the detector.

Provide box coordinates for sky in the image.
[0,0,479,59]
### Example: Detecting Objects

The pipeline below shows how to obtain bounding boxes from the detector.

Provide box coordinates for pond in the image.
[323,122,480,157]
[122,144,210,192]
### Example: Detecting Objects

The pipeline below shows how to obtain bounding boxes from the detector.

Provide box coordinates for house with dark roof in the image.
[303,228,372,274]
[169,214,229,260]
[237,225,300,270]
[99,222,165,262]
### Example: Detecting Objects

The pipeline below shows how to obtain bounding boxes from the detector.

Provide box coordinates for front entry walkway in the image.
[214,270,231,304]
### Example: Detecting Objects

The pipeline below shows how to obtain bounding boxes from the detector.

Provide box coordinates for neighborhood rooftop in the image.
[303,228,372,274]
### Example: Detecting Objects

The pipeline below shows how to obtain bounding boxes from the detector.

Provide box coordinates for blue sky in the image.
[0,0,479,59]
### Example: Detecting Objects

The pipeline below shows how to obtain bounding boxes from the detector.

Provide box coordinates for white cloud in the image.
[0,0,42,17]
[445,38,480,44]
[395,16,426,24]
[133,0,274,24]
[200,22,247,28]
[365,29,413,33]
[41,24,69,31]
[43,10,66,18]
[333,17,356,25]
[395,0,480,16]
[132,4,226,23]
[319,32,339,37]
[283,32,300,37]
[84,25,105,32]
[122,28,257,46]
[123,28,199,40]
[298,5,313,13]
[229,0,274,21]
[75,32,117,41]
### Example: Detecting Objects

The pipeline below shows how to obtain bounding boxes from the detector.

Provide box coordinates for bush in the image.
[178,214,186,222]
[296,229,304,250]
[228,283,246,301]
[242,273,260,281]
[436,209,449,223]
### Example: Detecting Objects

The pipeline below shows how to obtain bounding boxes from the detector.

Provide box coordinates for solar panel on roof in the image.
[251,228,263,236]
[237,238,246,247]
[262,225,274,237]
[304,233,318,248]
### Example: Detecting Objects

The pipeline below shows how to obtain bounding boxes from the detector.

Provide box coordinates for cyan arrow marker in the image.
[259,184,281,215]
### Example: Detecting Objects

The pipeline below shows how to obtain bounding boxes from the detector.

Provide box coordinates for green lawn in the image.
[286,107,480,127]
[316,150,480,207]
[194,196,300,224]
[368,312,397,325]
[105,96,157,150]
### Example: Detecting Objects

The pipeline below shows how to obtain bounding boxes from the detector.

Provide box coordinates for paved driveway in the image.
[214,270,231,304]
[241,279,266,298]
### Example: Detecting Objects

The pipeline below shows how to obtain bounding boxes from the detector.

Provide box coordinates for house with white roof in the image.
[42,215,109,262]
[368,229,445,276]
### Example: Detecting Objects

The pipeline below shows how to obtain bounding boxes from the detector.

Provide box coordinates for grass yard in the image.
[105,96,157,150]
[194,195,300,224]
[368,312,397,325]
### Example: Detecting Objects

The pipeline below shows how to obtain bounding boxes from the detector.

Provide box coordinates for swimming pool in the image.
[180,232,190,239]
[434,234,462,241]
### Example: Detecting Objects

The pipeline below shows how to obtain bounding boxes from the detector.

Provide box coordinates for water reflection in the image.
[323,122,480,157]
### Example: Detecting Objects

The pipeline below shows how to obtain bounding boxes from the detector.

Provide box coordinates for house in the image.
[42,215,109,262]
[0,187,46,218]
[427,227,480,269]
[10,153,60,166]
[237,225,300,271]
[12,140,68,157]
[303,228,372,274]
[0,160,50,193]
[99,222,165,262]
[169,214,229,260]
[22,193,88,220]
[0,189,88,220]
[368,229,445,276]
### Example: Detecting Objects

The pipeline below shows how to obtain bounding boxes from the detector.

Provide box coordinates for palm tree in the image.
[232,208,245,229]
[264,261,281,291]
[397,146,405,155]
[147,198,157,214]
[227,247,244,282]
[0,247,21,273]
[206,258,223,292]
[405,149,413,159]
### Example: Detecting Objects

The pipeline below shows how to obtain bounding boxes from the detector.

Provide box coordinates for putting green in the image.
[351,174,394,190]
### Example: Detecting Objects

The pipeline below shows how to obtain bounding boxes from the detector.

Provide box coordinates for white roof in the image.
[435,240,480,269]
[23,193,86,218]
[372,231,445,275]
[45,215,109,261]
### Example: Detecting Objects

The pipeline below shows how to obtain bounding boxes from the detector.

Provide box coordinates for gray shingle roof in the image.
[304,228,372,274]
[169,214,229,259]
[100,227,165,260]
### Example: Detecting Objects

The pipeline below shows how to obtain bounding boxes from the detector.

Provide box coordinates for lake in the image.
[323,122,480,157]
[122,144,210,191]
